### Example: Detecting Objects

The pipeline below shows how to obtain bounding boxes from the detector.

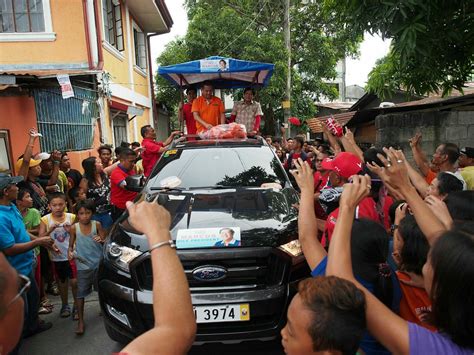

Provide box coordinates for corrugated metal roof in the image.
[307,112,356,133]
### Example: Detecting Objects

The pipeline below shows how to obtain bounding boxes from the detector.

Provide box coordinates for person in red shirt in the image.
[321,152,395,246]
[140,125,181,177]
[110,148,138,221]
[178,87,197,135]
[312,151,330,220]
[318,152,374,246]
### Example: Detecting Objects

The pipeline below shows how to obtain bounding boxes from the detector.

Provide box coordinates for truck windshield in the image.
[147,146,287,189]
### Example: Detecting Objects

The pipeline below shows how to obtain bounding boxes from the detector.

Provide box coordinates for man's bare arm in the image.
[121,201,196,354]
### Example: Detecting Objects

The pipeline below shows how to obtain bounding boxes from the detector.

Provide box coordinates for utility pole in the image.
[283,0,291,138]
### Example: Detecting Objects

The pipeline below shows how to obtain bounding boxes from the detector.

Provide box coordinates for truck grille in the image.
[132,247,289,292]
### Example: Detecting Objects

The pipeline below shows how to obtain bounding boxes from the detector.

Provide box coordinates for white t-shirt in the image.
[41,213,75,262]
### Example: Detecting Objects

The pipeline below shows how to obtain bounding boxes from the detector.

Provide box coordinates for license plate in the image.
[193,304,250,323]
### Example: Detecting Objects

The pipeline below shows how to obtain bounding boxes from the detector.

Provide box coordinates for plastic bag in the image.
[199,123,247,139]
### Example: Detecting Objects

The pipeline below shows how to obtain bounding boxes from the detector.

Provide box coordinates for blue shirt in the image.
[0,203,34,275]
[214,239,240,247]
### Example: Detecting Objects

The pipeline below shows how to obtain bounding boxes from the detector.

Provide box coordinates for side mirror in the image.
[125,175,143,192]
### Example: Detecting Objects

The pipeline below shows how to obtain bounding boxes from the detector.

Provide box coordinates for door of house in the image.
[0,130,13,174]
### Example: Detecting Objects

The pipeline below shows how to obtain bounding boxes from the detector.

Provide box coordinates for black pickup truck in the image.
[98,136,308,345]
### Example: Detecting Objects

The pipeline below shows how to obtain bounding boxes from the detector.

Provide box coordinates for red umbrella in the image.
[288,117,301,126]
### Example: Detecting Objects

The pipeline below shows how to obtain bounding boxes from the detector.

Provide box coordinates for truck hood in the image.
[112,187,299,251]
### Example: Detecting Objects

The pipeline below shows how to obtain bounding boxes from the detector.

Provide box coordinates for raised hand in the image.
[394,203,408,225]
[344,127,355,142]
[29,128,42,138]
[126,200,171,244]
[424,195,453,229]
[290,158,314,193]
[369,148,413,193]
[409,133,422,148]
[339,174,372,210]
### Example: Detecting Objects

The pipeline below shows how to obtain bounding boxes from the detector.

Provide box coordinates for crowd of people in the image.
[0,121,181,352]
[1,82,473,354]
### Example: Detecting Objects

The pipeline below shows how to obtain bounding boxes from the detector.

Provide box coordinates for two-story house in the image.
[0,0,172,173]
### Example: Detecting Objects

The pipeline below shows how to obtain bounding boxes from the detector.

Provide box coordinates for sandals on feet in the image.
[40,299,54,309]
[38,306,52,315]
[60,304,71,318]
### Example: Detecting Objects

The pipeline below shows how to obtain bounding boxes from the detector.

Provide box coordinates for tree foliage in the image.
[326,0,474,98]
[155,0,362,134]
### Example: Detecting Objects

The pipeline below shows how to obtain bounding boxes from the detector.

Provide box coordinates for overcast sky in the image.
[150,1,392,88]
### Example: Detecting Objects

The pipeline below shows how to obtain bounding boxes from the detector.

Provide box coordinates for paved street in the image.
[20,293,284,355]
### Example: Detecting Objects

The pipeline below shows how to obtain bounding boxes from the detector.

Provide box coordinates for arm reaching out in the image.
[403,157,430,197]
[409,133,431,177]
[163,131,181,147]
[339,128,364,161]
[326,175,410,355]
[290,158,327,270]
[370,148,446,245]
[121,201,196,354]
[322,124,341,155]
[18,128,40,179]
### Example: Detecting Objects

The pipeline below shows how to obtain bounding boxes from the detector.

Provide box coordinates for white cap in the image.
[35,152,51,160]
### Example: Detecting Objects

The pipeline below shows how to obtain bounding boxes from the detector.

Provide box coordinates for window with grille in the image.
[133,26,146,70]
[0,0,45,33]
[102,0,123,51]
[33,87,98,152]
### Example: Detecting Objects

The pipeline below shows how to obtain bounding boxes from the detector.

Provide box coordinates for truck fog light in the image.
[106,304,131,328]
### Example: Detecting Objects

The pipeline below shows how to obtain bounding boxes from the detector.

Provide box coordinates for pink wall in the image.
[0,95,40,174]
[0,95,102,175]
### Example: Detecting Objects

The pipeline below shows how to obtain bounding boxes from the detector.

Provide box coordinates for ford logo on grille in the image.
[192,265,227,282]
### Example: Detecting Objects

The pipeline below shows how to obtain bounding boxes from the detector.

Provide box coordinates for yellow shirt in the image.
[460,166,474,190]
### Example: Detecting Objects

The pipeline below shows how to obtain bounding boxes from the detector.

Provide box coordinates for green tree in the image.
[325,0,474,98]
[155,0,362,134]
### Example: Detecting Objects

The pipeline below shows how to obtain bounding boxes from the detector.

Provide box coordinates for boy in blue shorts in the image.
[68,199,105,334]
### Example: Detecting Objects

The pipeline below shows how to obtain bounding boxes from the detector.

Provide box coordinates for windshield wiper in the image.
[150,186,185,191]
[187,185,236,190]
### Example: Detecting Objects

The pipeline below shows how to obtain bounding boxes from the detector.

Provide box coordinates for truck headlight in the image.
[107,242,142,273]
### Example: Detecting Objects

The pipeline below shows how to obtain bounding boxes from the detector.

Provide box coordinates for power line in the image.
[218,0,270,56]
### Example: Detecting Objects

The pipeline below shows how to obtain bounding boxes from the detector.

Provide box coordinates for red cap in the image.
[321,152,363,179]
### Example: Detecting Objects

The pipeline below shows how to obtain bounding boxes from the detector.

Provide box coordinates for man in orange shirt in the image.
[192,81,226,132]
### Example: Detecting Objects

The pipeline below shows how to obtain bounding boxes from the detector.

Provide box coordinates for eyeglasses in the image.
[6,274,31,309]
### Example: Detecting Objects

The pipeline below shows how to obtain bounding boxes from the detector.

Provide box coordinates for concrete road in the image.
[20,293,284,355]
